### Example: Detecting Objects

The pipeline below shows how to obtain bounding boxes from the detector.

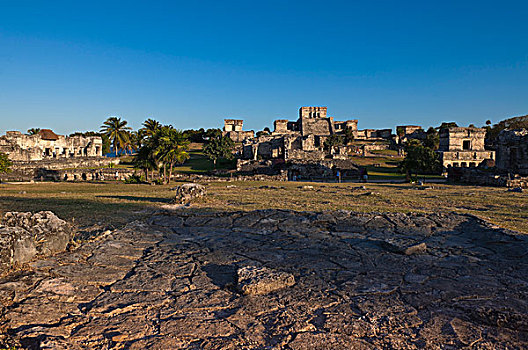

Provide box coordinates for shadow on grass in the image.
[95,195,170,203]
[0,196,158,227]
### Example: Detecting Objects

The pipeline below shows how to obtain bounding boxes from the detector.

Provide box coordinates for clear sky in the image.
[0,0,527,135]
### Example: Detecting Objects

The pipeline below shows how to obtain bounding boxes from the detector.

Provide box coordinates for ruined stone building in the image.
[495,129,528,175]
[0,129,103,161]
[242,106,390,161]
[437,127,494,168]
[395,125,426,145]
[237,107,361,179]
[222,119,254,142]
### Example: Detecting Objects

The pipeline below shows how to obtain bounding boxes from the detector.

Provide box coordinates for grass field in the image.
[0,180,526,233]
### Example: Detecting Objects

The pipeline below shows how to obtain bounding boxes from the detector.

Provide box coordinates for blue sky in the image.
[0,0,527,135]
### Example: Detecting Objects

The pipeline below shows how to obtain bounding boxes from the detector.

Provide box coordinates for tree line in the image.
[98,116,235,184]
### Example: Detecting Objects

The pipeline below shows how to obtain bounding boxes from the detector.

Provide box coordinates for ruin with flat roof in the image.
[0,129,103,162]
[222,119,254,142]
[437,126,495,169]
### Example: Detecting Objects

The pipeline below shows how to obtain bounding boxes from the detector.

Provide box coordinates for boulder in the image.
[171,183,206,205]
[237,266,295,295]
[0,211,74,273]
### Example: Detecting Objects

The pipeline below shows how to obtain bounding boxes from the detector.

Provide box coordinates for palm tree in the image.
[151,126,190,184]
[27,128,41,135]
[142,118,162,137]
[100,117,132,156]
[133,143,157,181]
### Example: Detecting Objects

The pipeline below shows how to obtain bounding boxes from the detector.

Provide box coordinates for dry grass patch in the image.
[0,181,526,233]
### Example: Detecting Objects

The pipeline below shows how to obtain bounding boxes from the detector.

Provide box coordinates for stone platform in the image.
[0,210,527,349]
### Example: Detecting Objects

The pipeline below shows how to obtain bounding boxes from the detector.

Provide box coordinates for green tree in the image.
[133,142,158,181]
[439,122,458,129]
[120,131,137,154]
[27,128,41,135]
[486,115,528,143]
[100,117,132,156]
[423,127,439,150]
[399,139,441,180]
[183,128,206,143]
[323,134,344,151]
[154,127,190,183]
[203,134,235,167]
[142,118,161,137]
[205,128,222,140]
[136,126,190,183]
[0,152,12,174]
[344,127,355,144]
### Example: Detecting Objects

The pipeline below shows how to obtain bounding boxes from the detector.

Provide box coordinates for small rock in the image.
[380,241,427,255]
[171,183,206,205]
[237,266,295,295]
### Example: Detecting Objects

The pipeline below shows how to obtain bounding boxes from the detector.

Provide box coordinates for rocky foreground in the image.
[0,209,527,349]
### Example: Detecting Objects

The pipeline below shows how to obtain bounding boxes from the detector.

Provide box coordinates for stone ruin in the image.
[395,125,426,145]
[495,128,528,176]
[448,127,528,188]
[222,119,254,142]
[0,129,121,182]
[0,129,103,161]
[234,107,396,180]
[241,106,392,163]
[438,126,495,169]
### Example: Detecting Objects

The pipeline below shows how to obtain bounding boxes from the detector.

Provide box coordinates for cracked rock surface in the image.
[0,209,527,349]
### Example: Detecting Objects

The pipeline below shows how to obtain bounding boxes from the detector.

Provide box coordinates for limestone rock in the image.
[237,266,295,295]
[0,211,73,273]
[171,183,206,205]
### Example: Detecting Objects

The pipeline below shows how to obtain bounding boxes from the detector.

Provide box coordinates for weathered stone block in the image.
[237,266,295,295]
[171,183,206,205]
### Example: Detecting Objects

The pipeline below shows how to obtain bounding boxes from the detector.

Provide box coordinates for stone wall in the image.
[222,119,254,142]
[448,167,528,188]
[0,131,103,161]
[299,117,334,136]
[36,167,134,182]
[223,119,243,132]
[438,127,493,169]
[439,151,495,168]
[439,127,486,152]
[1,157,120,182]
[495,129,528,175]
[299,106,327,119]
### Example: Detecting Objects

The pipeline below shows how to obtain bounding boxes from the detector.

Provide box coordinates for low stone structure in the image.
[1,157,121,182]
[222,119,254,142]
[237,158,358,181]
[449,166,528,188]
[437,126,495,169]
[0,129,103,161]
[495,128,528,175]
